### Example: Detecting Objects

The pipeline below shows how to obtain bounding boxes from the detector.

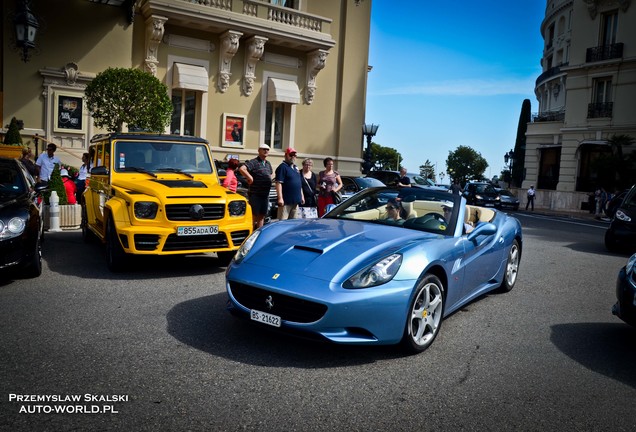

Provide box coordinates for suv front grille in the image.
[135,234,160,251]
[229,282,328,323]
[163,233,229,251]
[165,204,225,221]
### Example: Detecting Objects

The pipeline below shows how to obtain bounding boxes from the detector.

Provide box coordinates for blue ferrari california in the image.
[226,187,522,353]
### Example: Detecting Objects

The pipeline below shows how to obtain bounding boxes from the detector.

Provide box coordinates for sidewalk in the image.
[515,207,611,222]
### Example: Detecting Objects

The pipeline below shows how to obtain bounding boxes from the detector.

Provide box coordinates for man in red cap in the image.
[275,147,304,220]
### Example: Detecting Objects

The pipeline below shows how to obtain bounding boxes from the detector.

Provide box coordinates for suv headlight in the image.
[344,254,403,289]
[228,200,247,216]
[0,217,26,239]
[616,209,632,222]
[134,202,158,219]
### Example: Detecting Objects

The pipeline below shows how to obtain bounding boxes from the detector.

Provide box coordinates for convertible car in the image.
[225,187,522,353]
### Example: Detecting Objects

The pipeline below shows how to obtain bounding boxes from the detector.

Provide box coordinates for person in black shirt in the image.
[239,144,273,229]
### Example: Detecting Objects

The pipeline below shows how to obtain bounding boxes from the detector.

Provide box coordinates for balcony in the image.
[587,102,613,118]
[139,0,336,52]
[532,109,565,123]
[535,65,567,87]
[585,43,623,63]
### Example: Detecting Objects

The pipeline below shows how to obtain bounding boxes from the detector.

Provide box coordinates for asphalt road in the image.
[1,212,635,431]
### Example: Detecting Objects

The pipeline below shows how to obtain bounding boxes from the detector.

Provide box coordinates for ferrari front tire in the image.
[402,274,444,354]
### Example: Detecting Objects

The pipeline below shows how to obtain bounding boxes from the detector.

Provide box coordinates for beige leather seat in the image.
[402,201,418,219]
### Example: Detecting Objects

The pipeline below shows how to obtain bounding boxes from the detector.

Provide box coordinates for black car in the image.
[463,182,501,208]
[606,189,628,219]
[0,158,47,278]
[496,189,520,211]
[605,184,636,253]
[612,252,636,327]
[341,176,385,200]
[367,170,445,190]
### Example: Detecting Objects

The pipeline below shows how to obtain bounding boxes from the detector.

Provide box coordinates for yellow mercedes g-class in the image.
[81,133,252,271]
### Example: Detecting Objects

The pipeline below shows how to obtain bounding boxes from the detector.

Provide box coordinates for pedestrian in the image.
[222,158,240,192]
[398,167,411,187]
[275,148,304,220]
[35,143,61,185]
[450,179,463,195]
[526,185,536,211]
[299,158,318,219]
[19,147,38,178]
[76,152,90,203]
[239,144,274,229]
[317,157,343,217]
[60,168,77,205]
[594,186,608,220]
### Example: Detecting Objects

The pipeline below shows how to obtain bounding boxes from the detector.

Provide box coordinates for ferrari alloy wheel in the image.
[402,274,444,353]
[499,239,520,292]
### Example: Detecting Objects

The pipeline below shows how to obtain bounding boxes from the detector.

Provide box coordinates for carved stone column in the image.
[218,30,243,93]
[243,36,268,96]
[305,49,328,105]
[144,15,168,76]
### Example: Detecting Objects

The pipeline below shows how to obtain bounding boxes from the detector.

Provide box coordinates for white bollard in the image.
[49,191,62,232]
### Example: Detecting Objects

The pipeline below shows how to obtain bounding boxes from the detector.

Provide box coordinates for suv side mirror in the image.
[91,166,109,175]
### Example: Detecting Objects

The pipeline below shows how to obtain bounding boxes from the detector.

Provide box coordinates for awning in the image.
[267,78,300,104]
[173,63,209,92]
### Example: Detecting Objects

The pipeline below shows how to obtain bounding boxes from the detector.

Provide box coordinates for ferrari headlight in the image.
[134,202,158,219]
[344,254,403,289]
[234,230,260,262]
[626,253,636,275]
[0,217,26,239]
[615,209,632,222]
[228,200,247,216]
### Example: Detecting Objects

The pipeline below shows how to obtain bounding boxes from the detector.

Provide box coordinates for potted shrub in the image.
[0,117,25,159]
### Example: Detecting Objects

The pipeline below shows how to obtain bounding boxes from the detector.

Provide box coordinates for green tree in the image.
[85,67,173,133]
[446,146,488,186]
[370,143,402,171]
[44,164,67,205]
[419,160,436,180]
[3,117,23,145]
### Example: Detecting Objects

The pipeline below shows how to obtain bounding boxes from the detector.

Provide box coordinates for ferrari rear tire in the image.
[498,239,520,292]
[402,274,445,354]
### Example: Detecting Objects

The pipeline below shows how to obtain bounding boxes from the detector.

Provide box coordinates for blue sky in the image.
[365,1,547,182]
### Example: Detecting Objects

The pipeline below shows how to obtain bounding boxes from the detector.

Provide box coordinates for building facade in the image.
[1,0,372,176]
[525,0,636,211]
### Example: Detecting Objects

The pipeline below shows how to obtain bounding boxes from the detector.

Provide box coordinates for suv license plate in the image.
[177,225,219,236]
[251,309,281,327]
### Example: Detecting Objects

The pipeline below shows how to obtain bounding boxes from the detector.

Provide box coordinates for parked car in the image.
[605,189,629,219]
[367,170,445,190]
[82,133,253,271]
[605,184,636,253]
[340,176,385,200]
[612,252,636,327]
[496,189,520,211]
[463,181,501,208]
[226,186,522,354]
[0,158,47,278]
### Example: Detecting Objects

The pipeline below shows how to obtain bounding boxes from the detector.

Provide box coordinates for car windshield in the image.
[622,185,636,210]
[475,184,496,194]
[114,141,213,174]
[324,187,460,235]
[409,174,435,187]
[356,177,385,188]
[0,161,27,200]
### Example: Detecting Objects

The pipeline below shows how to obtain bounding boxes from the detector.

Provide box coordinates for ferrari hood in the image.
[244,218,437,282]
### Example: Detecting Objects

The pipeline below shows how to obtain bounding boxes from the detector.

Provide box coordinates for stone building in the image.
[1,0,372,176]
[525,0,636,211]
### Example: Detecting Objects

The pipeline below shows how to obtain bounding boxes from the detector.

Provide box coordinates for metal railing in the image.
[532,109,565,123]
[586,43,624,63]
[587,102,613,119]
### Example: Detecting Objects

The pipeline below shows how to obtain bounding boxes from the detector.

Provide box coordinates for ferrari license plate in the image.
[251,309,281,327]
[177,225,218,236]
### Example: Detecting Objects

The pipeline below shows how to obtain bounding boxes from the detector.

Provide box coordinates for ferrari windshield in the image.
[324,187,461,235]
[113,140,213,174]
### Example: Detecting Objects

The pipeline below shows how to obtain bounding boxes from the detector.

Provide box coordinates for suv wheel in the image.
[106,219,128,272]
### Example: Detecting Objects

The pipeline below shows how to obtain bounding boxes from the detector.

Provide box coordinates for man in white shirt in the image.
[35,143,61,184]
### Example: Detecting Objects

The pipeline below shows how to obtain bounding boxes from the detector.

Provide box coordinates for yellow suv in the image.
[82,133,252,271]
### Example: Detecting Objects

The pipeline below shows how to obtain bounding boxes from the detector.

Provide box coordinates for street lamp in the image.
[361,123,379,174]
[504,149,515,188]
[14,0,39,63]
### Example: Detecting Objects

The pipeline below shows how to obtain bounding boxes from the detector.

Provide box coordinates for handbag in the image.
[332,190,343,204]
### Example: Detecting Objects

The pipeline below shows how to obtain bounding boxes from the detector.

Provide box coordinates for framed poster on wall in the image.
[222,113,245,148]
[54,91,85,133]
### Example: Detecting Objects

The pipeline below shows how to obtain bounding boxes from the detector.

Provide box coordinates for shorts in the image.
[249,194,269,216]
